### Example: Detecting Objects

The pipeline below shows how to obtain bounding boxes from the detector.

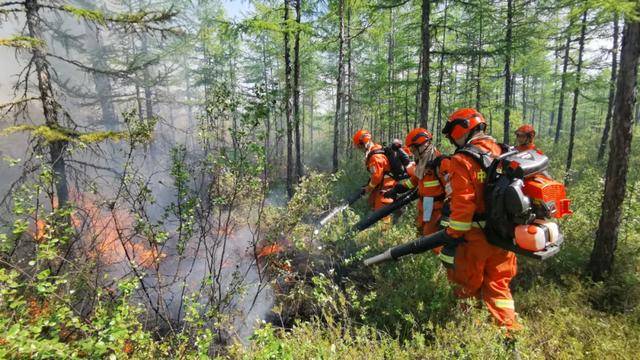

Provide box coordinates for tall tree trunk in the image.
[549,36,560,137]
[346,3,354,159]
[522,74,527,122]
[309,92,314,153]
[435,0,448,145]
[284,0,294,196]
[293,0,303,181]
[332,0,345,173]
[503,0,513,144]
[598,15,620,162]
[565,11,587,183]
[388,9,395,139]
[419,0,431,128]
[25,0,69,209]
[261,35,271,175]
[475,5,483,111]
[555,26,572,145]
[589,10,640,281]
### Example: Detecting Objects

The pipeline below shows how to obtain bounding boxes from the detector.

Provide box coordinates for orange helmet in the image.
[352,129,371,147]
[443,108,486,140]
[515,124,535,137]
[405,128,433,147]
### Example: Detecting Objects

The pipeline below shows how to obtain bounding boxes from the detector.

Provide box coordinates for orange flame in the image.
[70,190,164,268]
[257,244,283,258]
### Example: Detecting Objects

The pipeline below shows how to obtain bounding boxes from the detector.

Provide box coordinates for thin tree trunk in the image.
[388,22,394,139]
[293,0,303,181]
[332,0,345,173]
[284,0,294,197]
[419,0,431,128]
[503,0,513,144]
[522,74,527,122]
[475,5,483,111]
[436,0,448,145]
[598,15,620,162]
[555,26,572,145]
[565,11,587,183]
[549,35,560,137]
[589,10,640,281]
[346,3,353,159]
[25,0,69,208]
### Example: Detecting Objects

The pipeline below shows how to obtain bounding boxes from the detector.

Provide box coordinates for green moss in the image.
[1,125,126,144]
[0,35,45,49]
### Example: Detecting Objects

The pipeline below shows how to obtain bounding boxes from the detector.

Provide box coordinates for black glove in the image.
[439,233,464,269]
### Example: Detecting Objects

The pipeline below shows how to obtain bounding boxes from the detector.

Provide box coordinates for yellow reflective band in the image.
[403,179,415,189]
[439,253,454,264]
[423,180,440,188]
[440,220,450,227]
[494,299,515,309]
[449,220,472,231]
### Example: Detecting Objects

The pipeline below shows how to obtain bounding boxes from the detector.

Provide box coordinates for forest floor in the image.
[228,135,640,359]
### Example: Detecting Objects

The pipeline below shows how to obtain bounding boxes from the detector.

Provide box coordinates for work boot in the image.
[503,336,521,360]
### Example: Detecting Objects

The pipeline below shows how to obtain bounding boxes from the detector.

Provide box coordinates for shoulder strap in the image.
[455,144,494,170]
[366,148,386,163]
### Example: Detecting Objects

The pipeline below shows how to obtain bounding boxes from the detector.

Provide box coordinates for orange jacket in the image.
[446,138,502,239]
[365,144,396,192]
[401,155,449,229]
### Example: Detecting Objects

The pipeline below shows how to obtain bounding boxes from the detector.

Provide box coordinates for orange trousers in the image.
[445,228,521,330]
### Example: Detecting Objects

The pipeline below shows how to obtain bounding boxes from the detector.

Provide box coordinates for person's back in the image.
[441,108,522,331]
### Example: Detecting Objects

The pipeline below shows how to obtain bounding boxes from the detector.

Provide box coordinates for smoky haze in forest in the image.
[1,0,639,356]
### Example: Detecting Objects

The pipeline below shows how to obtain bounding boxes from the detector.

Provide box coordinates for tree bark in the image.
[293,0,303,181]
[521,74,527,122]
[565,11,587,183]
[549,35,560,137]
[435,0,448,145]
[25,0,69,208]
[503,0,513,144]
[597,15,620,162]
[475,5,483,111]
[589,11,640,281]
[332,0,345,173]
[284,0,294,197]
[555,26,572,145]
[419,0,431,128]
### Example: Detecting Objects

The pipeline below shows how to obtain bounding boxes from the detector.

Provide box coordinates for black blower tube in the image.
[352,189,419,232]
[363,230,449,266]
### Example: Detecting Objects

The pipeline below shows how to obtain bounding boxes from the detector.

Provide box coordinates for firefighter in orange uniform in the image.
[353,130,397,225]
[440,108,522,331]
[392,128,448,242]
[515,124,538,152]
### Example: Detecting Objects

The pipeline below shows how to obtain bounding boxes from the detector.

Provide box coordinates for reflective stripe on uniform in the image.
[423,180,440,188]
[449,220,472,231]
[439,253,454,264]
[402,179,415,189]
[494,299,515,309]
[440,220,449,227]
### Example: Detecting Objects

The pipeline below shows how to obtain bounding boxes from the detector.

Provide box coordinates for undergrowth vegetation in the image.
[1,135,640,359]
